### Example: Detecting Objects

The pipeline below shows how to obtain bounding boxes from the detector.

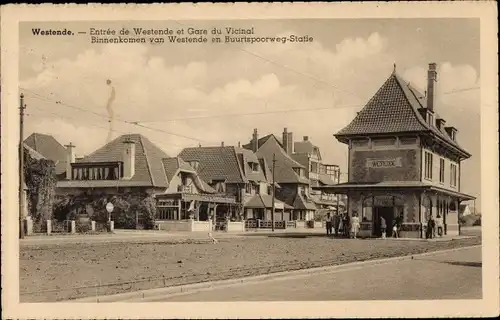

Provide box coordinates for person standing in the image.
[436,214,444,237]
[343,214,350,238]
[333,212,340,237]
[351,213,360,239]
[325,213,332,236]
[380,216,387,239]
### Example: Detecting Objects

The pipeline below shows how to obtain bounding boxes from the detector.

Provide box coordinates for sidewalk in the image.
[20,228,327,245]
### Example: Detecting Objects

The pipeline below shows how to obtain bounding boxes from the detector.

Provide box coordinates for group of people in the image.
[425,214,444,239]
[325,212,361,239]
[379,215,402,238]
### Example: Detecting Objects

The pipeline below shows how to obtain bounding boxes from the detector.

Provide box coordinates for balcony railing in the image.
[177,185,193,193]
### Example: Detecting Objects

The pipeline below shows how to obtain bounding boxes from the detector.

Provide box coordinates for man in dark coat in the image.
[333,212,341,237]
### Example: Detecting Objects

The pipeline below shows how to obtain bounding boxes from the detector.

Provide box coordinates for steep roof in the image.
[294,140,321,160]
[24,133,67,174]
[234,147,268,183]
[335,71,470,157]
[178,146,247,184]
[79,133,170,188]
[244,193,293,209]
[23,143,46,160]
[244,134,309,184]
[161,157,217,193]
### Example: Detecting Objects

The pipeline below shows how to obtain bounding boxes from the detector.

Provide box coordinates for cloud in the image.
[26,31,482,178]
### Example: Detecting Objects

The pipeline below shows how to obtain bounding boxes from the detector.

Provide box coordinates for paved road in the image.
[153,246,481,301]
[20,229,326,246]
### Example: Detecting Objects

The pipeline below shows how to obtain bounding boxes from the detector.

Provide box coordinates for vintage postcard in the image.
[1,2,499,319]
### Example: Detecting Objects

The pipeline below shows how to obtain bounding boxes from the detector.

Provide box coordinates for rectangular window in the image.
[245,183,252,194]
[424,151,433,180]
[450,163,457,187]
[439,158,445,183]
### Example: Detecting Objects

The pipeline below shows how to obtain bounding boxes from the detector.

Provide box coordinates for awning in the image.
[244,194,293,210]
[313,181,475,201]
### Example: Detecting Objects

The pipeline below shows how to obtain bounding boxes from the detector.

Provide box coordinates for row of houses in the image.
[22,62,475,237]
[22,126,345,230]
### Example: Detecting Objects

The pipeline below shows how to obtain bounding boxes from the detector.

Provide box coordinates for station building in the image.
[315,63,475,238]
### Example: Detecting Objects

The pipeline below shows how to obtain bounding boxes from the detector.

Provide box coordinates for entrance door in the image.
[373,207,394,237]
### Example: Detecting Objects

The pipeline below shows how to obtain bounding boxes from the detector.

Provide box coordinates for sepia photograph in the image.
[1,2,498,319]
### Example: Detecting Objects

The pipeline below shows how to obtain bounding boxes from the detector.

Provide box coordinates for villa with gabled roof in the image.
[315,63,475,238]
[243,129,317,221]
[55,133,235,230]
[178,143,290,225]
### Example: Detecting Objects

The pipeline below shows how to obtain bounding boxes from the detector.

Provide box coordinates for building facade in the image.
[243,129,317,221]
[315,63,475,238]
[292,133,345,215]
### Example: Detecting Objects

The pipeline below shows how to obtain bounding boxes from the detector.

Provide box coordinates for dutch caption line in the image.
[32,27,314,45]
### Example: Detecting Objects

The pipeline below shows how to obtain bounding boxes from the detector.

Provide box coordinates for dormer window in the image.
[427,113,434,126]
[444,126,458,141]
[188,160,199,170]
[249,162,259,172]
[436,118,446,130]
[294,167,304,177]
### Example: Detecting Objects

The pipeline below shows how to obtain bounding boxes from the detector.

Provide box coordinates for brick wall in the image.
[350,148,420,183]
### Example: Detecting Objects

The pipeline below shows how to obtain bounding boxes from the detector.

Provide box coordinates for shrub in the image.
[24,149,57,227]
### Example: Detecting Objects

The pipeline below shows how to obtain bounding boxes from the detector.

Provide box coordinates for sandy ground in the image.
[19,235,481,302]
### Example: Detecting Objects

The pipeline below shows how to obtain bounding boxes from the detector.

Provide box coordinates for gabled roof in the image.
[335,71,470,157]
[23,143,46,160]
[24,133,67,174]
[178,146,247,184]
[244,134,309,184]
[162,157,217,194]
[293,193,317,210]
[234,147,267,183]
[244,193,293,209]
[293,140,322,160]
[79,133,170,188]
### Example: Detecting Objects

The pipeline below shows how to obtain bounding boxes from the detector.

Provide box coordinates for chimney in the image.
[282,128,289,153]
[64,142,76,180]
[426,62,437,112]
[221,141,225,147]
[252,128,259,152]
[287,131,293,155]
[282,128,294,155]
[238,141,241,148]
[122,138,136,179]
[303,136,309,141]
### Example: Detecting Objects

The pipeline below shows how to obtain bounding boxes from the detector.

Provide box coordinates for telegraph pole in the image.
[271,153,276,232]
[335,166,340,216]
[19,93,26,239]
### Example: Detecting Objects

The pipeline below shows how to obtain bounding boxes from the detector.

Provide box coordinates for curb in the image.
[69,244,481,303]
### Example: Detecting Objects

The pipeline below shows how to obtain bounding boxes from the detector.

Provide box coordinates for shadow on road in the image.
[244,233,361,239]
[418,259,482,268]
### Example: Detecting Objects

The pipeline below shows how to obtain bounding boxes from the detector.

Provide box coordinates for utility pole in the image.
[271,153,276,232]
[335,166,340,216]
[19,93,26,239]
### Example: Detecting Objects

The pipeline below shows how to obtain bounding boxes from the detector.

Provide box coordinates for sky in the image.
[19,18,481,208]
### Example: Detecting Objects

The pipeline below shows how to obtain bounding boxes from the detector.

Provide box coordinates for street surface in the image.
[153,246,481,301]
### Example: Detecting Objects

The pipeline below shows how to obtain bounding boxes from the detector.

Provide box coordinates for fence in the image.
[244,220,286,229]
[51,220,71,233]
[26,219,112,235]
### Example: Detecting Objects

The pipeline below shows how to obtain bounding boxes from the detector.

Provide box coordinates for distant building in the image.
[24,132,68,177]
[292,133,345,214]
[243,129,316,221]
[315,63,475,238]
[459,204,472,216]
[56,133,233,227]
[178,143,291,224]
